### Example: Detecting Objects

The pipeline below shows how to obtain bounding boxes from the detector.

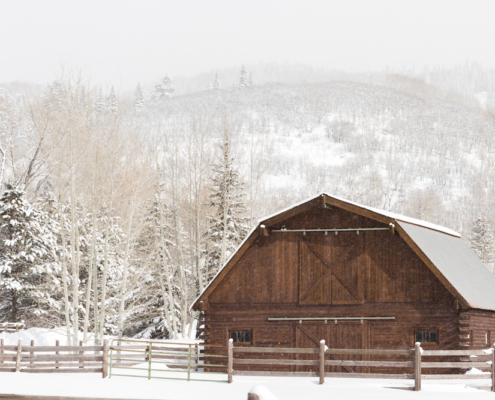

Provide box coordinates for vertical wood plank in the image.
[195,344,200,371]
[414,343,421,391]
[319,340,325,384]
[491,344,495,392]
[15,339,22,372]
[0,338,4,366]
[79,340,84,369]
[102,339,109,378]
[56,340,59,369]
[228,338,233,383]
[30,340,34,368]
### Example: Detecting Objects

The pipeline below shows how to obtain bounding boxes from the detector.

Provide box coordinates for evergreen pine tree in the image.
[0,186,59,325]
[151,75,175,100]
[107,86,118,115]
[95,87,105,114]
[248,71,253,86]
[162,75,175,97]
[213,74,221,90]
[239,65,247,88]
[133,83,145,114]
[469,216,495,271]
[203,132,249,283]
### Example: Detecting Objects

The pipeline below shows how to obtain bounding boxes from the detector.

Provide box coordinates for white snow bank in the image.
[249,385,279,400]
[0,374,491,400]
[0,327,69,346]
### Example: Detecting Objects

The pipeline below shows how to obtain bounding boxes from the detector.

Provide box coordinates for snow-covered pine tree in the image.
[95,87,105,114]
[151,80,164,101]
[239,65,247,88]
[203,132,249,283]
[133,83,145,114]
[248,71,253,86]
[123,192,177,339]
[0,186,59,326]
[213,74,221,90]
[151,75,175,100]
[162,75,175,97]
[469,216,495,271]
[107,86,118,115]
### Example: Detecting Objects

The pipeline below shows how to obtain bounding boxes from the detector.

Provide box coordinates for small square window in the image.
[229,330,253,345]
[415,331,438,344]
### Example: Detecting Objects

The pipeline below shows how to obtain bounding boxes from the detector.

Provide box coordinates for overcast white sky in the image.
[1,0,495,90]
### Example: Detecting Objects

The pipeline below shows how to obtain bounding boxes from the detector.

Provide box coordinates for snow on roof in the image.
[191,192,460,310]
[259,192,460,237]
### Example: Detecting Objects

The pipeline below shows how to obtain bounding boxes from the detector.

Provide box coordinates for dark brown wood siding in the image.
[209,206,454,306]
[202,204,471,373]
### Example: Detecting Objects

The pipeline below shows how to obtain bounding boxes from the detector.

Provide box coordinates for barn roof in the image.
[398,221,495,311]
[192,193,495,312]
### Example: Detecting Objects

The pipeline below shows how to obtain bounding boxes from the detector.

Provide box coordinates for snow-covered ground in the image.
[1,329,493,399]
[0,373,494,400]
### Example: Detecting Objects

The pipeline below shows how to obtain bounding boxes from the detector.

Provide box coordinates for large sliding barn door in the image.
[295,323,370,373]
[299,234,364,305]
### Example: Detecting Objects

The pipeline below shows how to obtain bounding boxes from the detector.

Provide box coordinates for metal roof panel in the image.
[398,221,495,311]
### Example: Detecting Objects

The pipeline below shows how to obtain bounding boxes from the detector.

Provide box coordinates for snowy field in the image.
[1,373,495,400]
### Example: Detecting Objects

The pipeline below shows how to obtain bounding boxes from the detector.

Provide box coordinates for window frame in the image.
[227,328,254,347]
[413,329,440,346]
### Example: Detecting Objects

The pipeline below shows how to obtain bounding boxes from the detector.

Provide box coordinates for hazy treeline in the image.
[1,66,495,342]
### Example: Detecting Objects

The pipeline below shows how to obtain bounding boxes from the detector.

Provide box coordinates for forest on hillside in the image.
[1,63,495,343]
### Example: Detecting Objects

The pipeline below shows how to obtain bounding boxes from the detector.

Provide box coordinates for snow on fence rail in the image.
[232,341,495,392]
[0,338,110,377]
[2,338,495,392]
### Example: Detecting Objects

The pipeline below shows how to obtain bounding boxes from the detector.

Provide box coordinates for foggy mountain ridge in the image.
[130,77,495,240]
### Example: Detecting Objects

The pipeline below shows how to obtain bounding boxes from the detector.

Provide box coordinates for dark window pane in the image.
[430,331,437,343]
[415,331,422,343]
[245,331,252,343]
[230,332,237,342]
[238,331,245,342]
[424,332,430,342]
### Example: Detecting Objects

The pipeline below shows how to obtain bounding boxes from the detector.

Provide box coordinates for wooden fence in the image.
[0,339,110,377]
[109,339,229,382]
[1,323,25,333]
[1,337,495,392]
[231,341,495,391]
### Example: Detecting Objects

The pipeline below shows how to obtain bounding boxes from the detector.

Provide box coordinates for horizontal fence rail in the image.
[0,323,25,333]
[2,337,494,391]
[108,339,230,383]
[231,341,495,391]
[0,338,109,376]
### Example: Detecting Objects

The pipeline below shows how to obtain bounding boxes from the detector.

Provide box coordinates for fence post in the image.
[1,338,4,367]
[187,344,192,381]
[56,340,60,369]
[319,340,325,385]
[79,340,84,369]
[491,343,495,392]
[101,339,108,378]
[196,343,200,371]
[30,340,34,369]
[414,342,421,391]
[102,340,109,378]
[228,338,233,383]
[15,339,22,372]
[147,343,152,380]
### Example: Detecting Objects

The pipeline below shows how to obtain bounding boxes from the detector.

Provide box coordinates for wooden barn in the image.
[192,193,495,373]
